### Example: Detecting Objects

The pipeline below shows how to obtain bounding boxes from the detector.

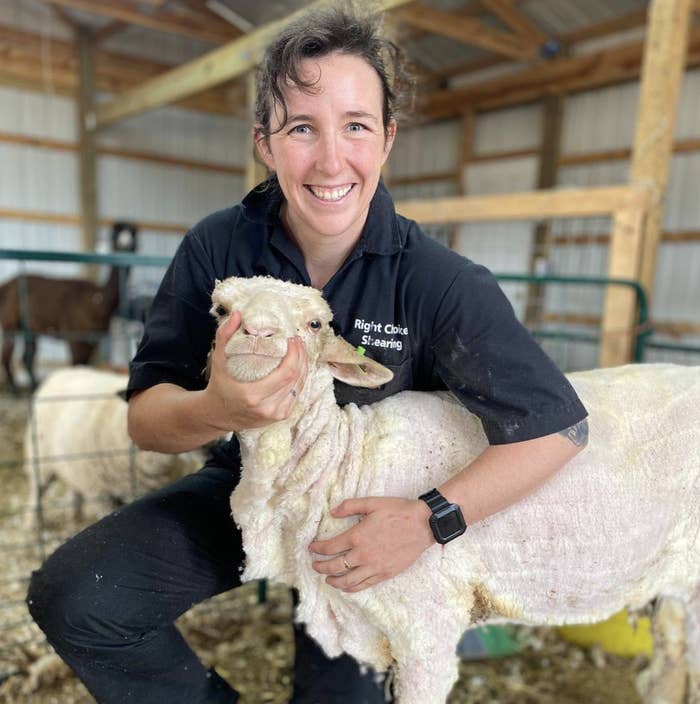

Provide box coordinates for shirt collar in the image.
[240,177,403,257]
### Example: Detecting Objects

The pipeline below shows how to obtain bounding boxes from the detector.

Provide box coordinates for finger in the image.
[312,552,357,576]
[213,311,241,363]
[325,566,375,591]
[332,497,373,518]
[343,573,383,593]
[309,535,350,556]
[254,337,305,402]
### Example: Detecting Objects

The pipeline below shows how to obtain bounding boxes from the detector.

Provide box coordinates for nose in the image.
[242,323,277,338]
[315,131,343,175]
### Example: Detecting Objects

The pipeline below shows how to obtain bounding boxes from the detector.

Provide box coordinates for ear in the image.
[253,126,275,171]
[319,332,393,388]
[381,118,397,165]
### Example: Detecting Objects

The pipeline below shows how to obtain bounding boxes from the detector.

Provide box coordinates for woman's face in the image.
[255,51,396,249]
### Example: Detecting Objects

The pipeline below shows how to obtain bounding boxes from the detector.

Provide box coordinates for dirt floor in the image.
[0,388,645,704]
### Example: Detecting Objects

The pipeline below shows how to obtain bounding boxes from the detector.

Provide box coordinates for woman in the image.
[28,5,588,703]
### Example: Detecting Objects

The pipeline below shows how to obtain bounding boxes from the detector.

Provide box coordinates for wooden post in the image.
[76,25,98,275]
[599,205,647,367]
[449,110,475,251]
[631,0,693,298]
[524,93,564,326]
[600,0,692,366]
[245,71,268,192]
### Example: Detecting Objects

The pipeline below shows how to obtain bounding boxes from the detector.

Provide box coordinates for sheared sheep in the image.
[24,366,204,527]
[211,275,700,704]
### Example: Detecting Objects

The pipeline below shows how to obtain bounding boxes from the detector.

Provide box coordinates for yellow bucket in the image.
[558,609,653,657]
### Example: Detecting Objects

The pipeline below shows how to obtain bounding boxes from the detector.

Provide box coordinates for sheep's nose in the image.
[242,323,277,338]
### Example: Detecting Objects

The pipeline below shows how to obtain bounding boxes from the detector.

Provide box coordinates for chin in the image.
[225,355,282,382]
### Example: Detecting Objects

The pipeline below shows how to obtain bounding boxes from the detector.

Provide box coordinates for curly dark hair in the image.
[253,1,414,143]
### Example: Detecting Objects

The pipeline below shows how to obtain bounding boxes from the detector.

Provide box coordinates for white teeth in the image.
[309,185,352,201]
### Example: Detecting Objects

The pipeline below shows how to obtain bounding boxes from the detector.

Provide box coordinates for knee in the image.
[27,552,109,651]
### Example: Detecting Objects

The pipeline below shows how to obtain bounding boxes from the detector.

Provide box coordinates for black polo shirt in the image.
[128,179,586,466]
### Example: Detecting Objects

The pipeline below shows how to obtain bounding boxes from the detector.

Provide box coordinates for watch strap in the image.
[418,488,450,513]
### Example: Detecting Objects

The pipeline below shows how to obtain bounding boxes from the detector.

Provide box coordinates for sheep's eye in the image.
[215,305,227,317]
[308,319,322,331]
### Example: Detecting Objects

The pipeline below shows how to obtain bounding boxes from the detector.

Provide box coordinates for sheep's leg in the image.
[685,586,700,704]
[22,334,37,390]
[69,340,96,366]
[2,338,18,393]
[24,473,55,532]
[637,597,687,704]
[390,632,460,704]
[71,491,85,526]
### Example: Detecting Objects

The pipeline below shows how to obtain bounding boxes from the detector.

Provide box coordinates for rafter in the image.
[93,20,129,44]
[394,2,536,61]
[480,0,548,47]
[42,0,240,45]
[419,23,700,119]
[0,22,245,117]
[93,0,414,128]
[563,8,648,44]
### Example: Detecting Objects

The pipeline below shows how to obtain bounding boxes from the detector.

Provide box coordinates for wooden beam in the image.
[419,24,700,119]
[395,185,650,223]
[525,94,565,327]
[93,21,129,44]
[0,208,187,234]
[631,0,693,301]
[76,25,98,266]
[449,110,475,250]
[93,0,414,128]
[394,2,536,61]
[0,131,245,175]
[0,22,244,117]
[43,0,239,44]
[480,0,548,48]
[599,205,647,367]
[561,9,648,45]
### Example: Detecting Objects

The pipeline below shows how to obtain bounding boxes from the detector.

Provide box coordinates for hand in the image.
[309,497,435,592]
[203,311,308,432]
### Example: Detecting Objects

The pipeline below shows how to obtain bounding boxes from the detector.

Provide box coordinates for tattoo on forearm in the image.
[559,418,589,447]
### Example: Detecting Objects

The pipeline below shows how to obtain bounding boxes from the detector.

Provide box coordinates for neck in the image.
[280,204,362,289]
[236,366,343,490]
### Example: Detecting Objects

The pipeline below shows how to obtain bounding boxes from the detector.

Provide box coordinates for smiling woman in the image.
[254,52,396,288]
[26,4,589,704]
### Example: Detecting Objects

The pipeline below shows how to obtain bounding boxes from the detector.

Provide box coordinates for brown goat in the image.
[0,223,137,392]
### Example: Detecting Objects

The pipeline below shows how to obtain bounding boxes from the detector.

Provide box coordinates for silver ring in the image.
[290,388,297,397]
[342,556,353,571]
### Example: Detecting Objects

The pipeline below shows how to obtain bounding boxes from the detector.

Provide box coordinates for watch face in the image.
[431,504,466,543]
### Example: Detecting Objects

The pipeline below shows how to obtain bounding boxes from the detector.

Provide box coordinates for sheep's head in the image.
[210,276,393,389]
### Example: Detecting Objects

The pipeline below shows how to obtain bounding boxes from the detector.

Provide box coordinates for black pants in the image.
[27,465,388,704]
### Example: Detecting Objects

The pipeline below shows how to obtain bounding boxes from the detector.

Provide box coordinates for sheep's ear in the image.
[319,333,393,388]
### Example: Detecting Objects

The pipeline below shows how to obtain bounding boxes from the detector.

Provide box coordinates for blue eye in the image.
[348,123,366,132]
[290,124,311,135]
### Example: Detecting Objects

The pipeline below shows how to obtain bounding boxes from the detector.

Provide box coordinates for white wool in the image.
[213,276,700,704]
[24,366,203,523]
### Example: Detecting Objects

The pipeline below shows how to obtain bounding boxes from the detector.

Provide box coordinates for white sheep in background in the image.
[24,367,204,526]
[210,276,700,704]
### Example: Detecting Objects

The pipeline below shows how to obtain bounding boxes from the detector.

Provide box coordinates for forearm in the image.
[438,423,588,526]
[127,383,227,453]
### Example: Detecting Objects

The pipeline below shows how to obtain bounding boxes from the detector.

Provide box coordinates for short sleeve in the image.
[431,265,587,444]
[126,231,218,399]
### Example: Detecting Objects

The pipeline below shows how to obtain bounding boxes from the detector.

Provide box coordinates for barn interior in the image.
[0,0,699,702]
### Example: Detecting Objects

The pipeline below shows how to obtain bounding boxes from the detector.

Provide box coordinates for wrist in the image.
[418,488,467,545]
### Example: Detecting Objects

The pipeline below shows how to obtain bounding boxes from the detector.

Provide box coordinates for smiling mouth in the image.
[306,184,354,202]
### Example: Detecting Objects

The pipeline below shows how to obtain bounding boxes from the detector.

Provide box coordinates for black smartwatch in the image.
[418,488,467,544]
